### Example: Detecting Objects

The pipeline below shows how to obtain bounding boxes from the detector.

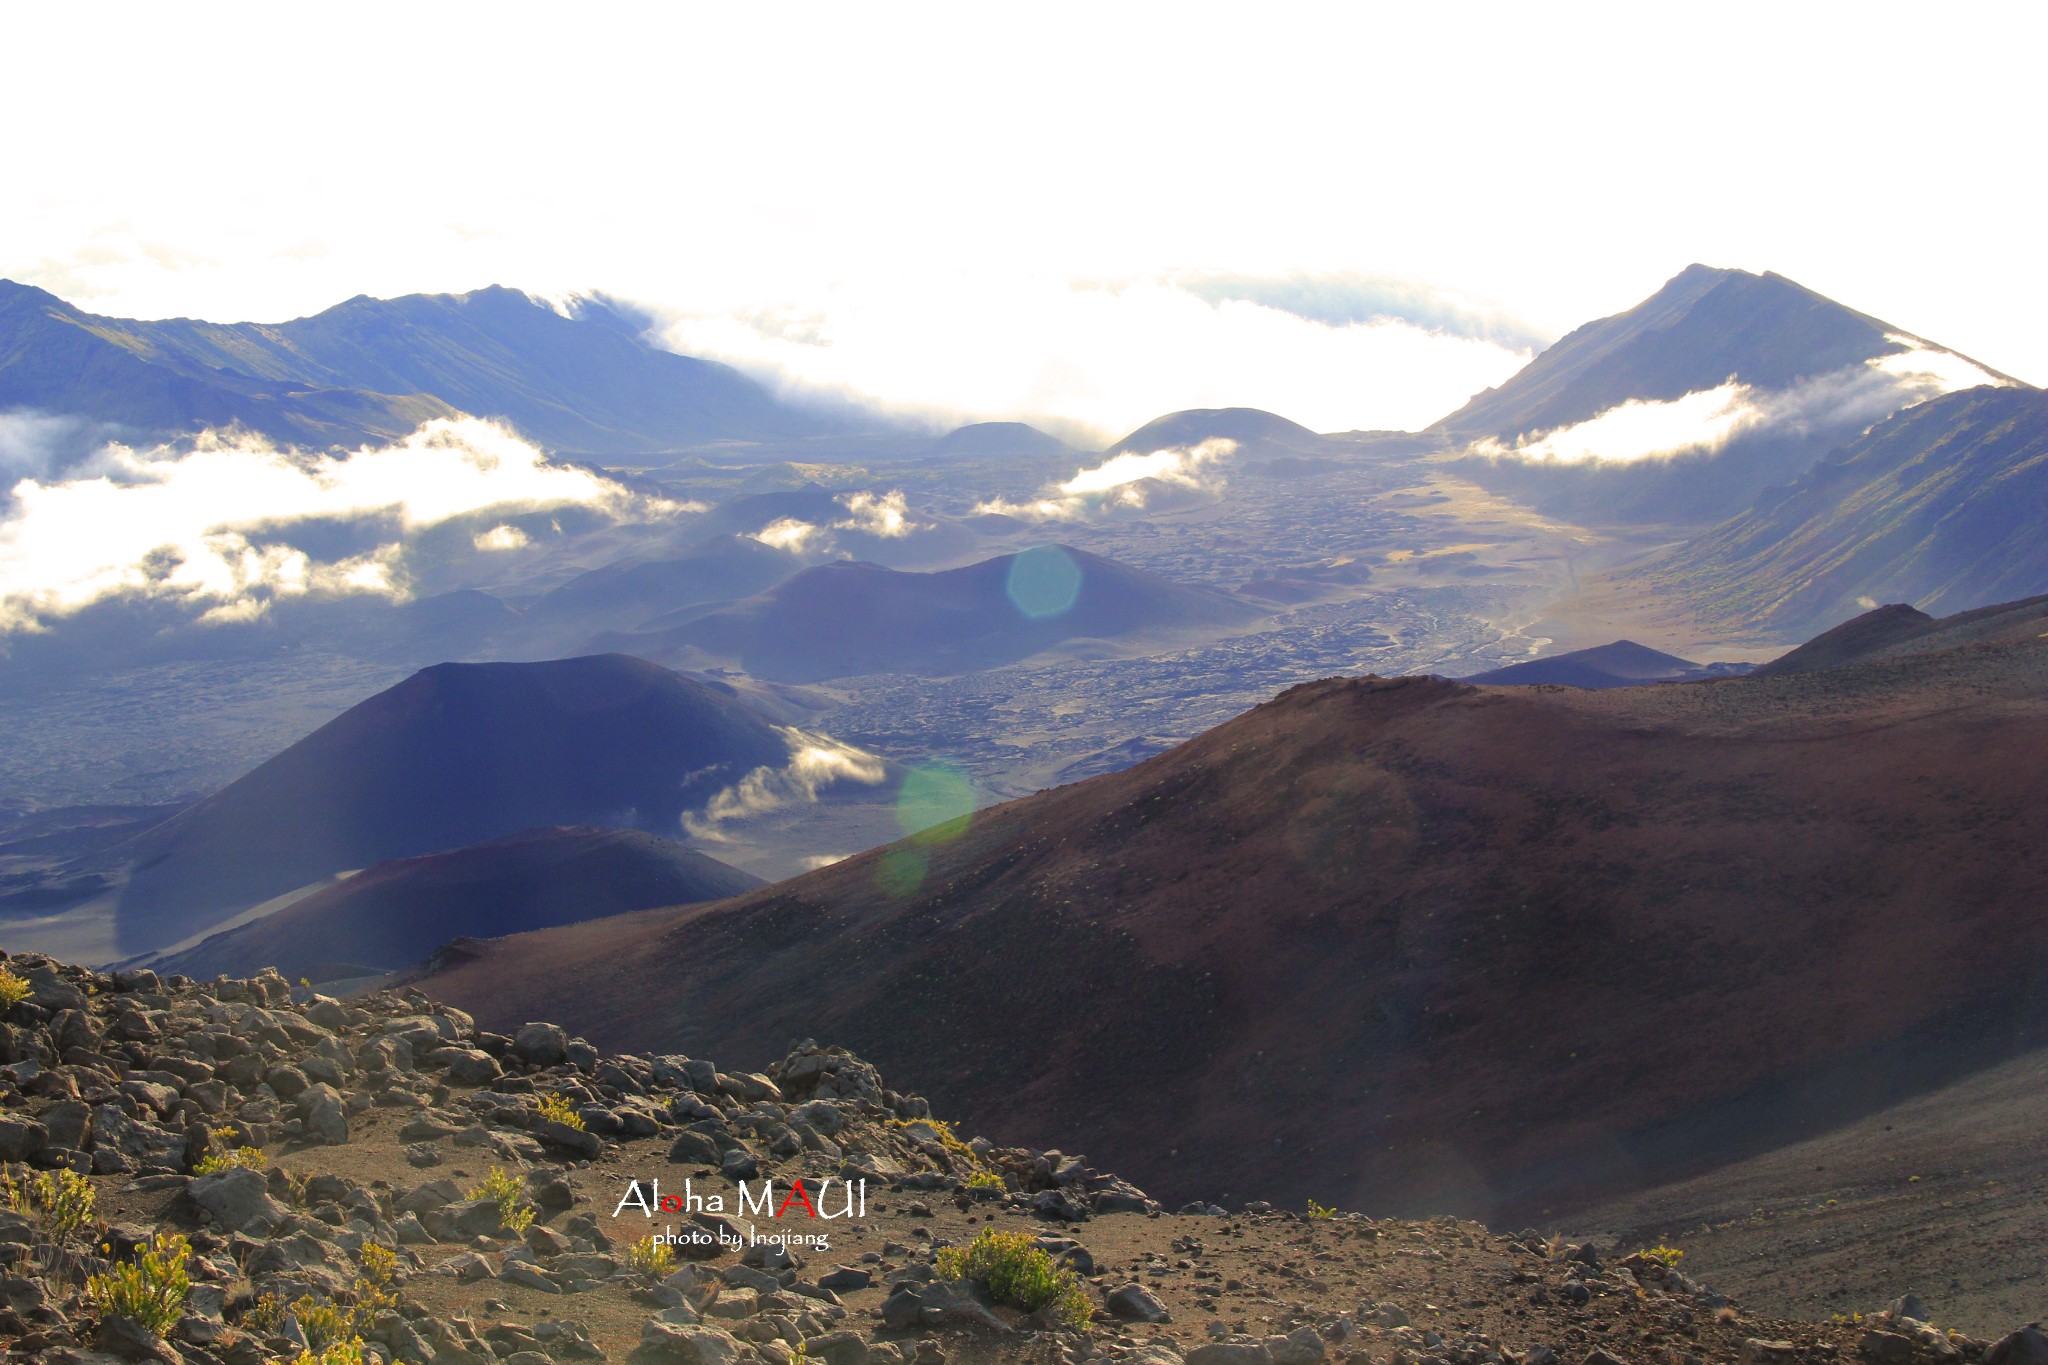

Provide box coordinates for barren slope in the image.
[422,629,2048,1223]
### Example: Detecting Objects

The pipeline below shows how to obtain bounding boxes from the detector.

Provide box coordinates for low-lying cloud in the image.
[651,273,1533,442]
[0,416,674,631]
[975,439,1236,521]
[1173,269,1553,353]
[683,727,888,839]
[1470,338,2008,466]
[749,490,925,554]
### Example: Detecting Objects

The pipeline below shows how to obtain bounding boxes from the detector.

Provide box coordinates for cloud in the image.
[0,417,673,631]
[832,489,921,538]
[651,273,1532,442]
[0,409,134,483]
[1469,338,2010,466]
[683,727,887,839]
[975,439,1236,521]
[1172,269,1552,352]
[752,518,823,552]
[472,523,531,551]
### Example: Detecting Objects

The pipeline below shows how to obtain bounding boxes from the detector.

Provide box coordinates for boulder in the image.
[188,1167,288,1235]
[297,1083,349,1146]
[629,1320,747,1365]
[514,1022,570,1067]
[1107,1281,1172,1323]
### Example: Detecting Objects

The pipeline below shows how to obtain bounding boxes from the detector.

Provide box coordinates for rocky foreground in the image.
[0,950,2041,1365]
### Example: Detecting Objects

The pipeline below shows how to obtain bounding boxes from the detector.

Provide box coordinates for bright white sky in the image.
[4,2,2042,440]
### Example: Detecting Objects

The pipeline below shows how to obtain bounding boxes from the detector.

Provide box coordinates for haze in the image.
[4,3,2042,440]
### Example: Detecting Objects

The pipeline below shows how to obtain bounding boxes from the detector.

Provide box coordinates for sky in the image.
[3,2,2043,440]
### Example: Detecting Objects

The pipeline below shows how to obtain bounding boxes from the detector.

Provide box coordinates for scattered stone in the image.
[1107,1282,1172,1323]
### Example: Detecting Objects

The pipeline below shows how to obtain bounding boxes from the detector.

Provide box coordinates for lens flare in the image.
[896,762,977,844]
[875,845,930,898]
[1005,544,1083,619]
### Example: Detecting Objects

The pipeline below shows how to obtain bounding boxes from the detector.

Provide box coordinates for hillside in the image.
[139,825,764,985]
[661,546,1267,681]
[927,421,1077,458]
[1430,265,2020,523]
[1645,385,2048,635]
[1108,407,1331,458]
[421,615,2048,1225]
[1460,640,1745,688]
[520,535,803,643]
[0,281,841,454]
[98,655,803,954]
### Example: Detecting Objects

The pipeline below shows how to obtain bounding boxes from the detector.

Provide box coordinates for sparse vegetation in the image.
[0,968,32,1008]
[86,1230,190,1337]
[1637,1244,1684,1266]
[536,1091,587,1131]
[278,1345,365,1365]
[193,1127,267,1175]
[934,1228,1092,1329]
[891,1116,991,1173]
[3,1166,96,1238]
[964,1170,1006,1194]
[1307,1199,1338,1219]
[470,1166,535,1234]
[622,1234,677,1276]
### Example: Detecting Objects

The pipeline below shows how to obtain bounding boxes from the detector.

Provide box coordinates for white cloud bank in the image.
[1472,338,2008,466]
[748,490,927,555]
[655,274,1533,442]
[0,417,674,631]
[976,439,1237,521]
[683,727,888,839]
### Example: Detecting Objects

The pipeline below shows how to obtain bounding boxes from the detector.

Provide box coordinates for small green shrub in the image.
[193,1128,267,1175]
[0,969,32,1008]
[86,1230,190,1337]
[1637,1244,1684,1267]
[934,1228,1091,1329]
[622,1234,676,1276]
[3,1166,96,1238]
[536,1092,586,1131]
[1306,1199,1338,1219]
[469,1166,535,1234]
[278,1342,366,1365]
[963,1170,1006,1194]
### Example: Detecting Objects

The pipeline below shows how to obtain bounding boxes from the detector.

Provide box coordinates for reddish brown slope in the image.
[422,633,2048,1222]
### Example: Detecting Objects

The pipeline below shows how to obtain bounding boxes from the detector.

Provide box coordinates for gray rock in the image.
[1888,1294,1931,1325]
[668,1131,723,1166]
[97,1310,174,1359]
[91,1105,187,1167]
[880,1279,1008,1333]
[1987,1328,2048,1365]
[0,1275,48,1314]
[807,1331,870,1365]
[297,1082,349,1145]
[514,1022,569,1067]
[436,1250,498,1282]
[40,1100,91,1150]
[818,1266,873,1291]
[438,1048,504,1086]
[1187,1345,1274,1365]
[188,1166,288,1234]
[1107,1282,1171,1323]
[629,1319,746,1365]
[536,1118,603,1159]
[500,1261,562,1294]
[719,1147,759,1180]
[1270,1327,1327,1365]
[1862,1332,1917,1365]
[0,1119,46,1162]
